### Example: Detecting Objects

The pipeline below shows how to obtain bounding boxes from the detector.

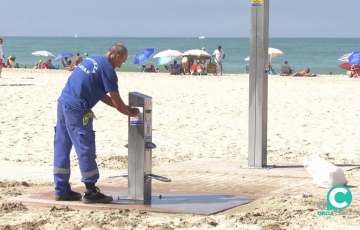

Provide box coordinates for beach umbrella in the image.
[182,49,211,60]
[134,48,155,65]
[157,57,176,65]
[31,51,55,58]
[339,62,360,70]
[268,47,284,63]
[53,53,74,62]
[8,55,16,65]
[245,47,284,63]
[154,49,182,58]
[338,52,353,62]
[348,51,360,65]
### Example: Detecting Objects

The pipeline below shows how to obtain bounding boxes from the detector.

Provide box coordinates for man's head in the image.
[48,59,52,62]
[218,46,221,51]
[202,47,206,51]
[0,38,3,44]
[284,61,288,64]
[106,43,128,69]
[174,60,177,64]
[306,68,310,73]
[77,53,80,56]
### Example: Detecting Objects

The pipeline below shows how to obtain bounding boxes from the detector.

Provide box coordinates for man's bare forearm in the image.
[100,95,114,108]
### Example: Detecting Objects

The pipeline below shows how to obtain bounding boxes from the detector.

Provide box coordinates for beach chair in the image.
[170,68,180,75]
[281,65,293,74]
[245,65,249,74]
[66,59,77,71]
[169,64,180,75]
[207,61,217,74]
[145,64,155,72]
[61,60,70,69]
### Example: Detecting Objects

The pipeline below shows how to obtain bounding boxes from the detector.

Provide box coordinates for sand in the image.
[0,68,359,229]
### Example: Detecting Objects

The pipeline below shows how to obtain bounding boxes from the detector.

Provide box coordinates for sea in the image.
[1,37,360,75]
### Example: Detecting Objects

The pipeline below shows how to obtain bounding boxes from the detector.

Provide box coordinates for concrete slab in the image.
[6,185,254,215]
[154,159,360,178]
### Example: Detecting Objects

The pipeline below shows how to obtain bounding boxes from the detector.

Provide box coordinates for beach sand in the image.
[0,68,359,229]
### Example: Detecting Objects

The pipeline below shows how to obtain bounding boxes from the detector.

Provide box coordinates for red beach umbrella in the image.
[339,62,360,70]
[339,63,360,75]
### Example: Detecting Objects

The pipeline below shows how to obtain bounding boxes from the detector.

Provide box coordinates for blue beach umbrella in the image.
[348,51,360,65]
[157,57,175,65]
[53,53,74,62]
[134,48,155,65]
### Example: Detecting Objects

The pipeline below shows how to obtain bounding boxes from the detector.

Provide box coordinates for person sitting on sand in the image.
[33,63,39,69]
[155,67,160,73]
[14,63,20,68]
[280,68,316,77]
[197,59,206,75]
[348,64,358,78]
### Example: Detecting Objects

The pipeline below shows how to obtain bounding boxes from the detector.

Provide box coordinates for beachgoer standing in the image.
[54,43,140,203]
[181,56,189,74]
[212,46,225,75]
[202,47,207,66]
[76,53,83,66]
[0,38,5,78]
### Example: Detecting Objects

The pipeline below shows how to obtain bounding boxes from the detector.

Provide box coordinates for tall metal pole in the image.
[248,0,269,167]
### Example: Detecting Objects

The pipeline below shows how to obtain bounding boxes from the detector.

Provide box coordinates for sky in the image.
[1,0,359,38]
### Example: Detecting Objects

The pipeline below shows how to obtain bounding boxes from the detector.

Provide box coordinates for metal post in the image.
[128,92,153,200]
[248,0,269,168]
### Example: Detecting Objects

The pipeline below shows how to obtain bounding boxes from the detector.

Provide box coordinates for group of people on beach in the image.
[32,53,84,71]
[277,61,317,77]
[142,46,226,76]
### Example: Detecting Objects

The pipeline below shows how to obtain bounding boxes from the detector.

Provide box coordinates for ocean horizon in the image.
[1,37,359,75]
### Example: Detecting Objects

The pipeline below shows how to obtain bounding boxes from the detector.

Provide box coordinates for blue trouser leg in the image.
[54,102,73,196]
[54,102,99,196]
[65,118,99,184]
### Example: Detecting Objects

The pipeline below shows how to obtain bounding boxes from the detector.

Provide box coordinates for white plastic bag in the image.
[303,154,348,188]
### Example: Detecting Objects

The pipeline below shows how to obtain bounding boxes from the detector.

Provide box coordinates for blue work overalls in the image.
[53,102,99,196]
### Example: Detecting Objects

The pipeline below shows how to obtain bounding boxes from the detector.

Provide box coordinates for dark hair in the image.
[0,38,3,41]
[218,46,222,49]
[284,61,288,64]
[77,53,80,56]
[174,60,177,64]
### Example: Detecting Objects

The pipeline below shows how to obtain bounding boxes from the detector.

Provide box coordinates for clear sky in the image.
[1,0,358,38]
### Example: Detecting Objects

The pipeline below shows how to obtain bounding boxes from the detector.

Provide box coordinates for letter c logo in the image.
[327,185,352,210]
[329,187,347,208]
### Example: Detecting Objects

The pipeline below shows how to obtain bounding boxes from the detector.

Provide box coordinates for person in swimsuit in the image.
[348,65,357,78]
[0,38,5,78]
[181,57,189,74]
[196,59,206,75]
[280,68,316,77]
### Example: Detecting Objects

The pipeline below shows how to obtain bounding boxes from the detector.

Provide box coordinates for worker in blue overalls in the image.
[54,43,140,203]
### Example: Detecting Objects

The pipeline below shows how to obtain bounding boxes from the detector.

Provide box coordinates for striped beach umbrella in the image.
[8,55,16,65]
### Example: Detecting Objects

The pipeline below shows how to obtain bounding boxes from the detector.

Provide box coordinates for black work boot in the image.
[54,190,82,201]
[82,186,113,204]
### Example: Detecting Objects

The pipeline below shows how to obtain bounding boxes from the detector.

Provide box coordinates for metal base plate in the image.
[6,185,254,215]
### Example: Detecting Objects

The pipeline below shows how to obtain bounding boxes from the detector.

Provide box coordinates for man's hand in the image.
[130,107,140,117]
